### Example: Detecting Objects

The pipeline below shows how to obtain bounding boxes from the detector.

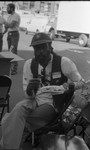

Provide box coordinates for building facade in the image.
[1,1,59,15]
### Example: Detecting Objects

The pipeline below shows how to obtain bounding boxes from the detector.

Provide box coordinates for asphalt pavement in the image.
[3,30,90,52]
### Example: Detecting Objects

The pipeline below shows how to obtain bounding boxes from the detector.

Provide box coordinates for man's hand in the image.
[5,22,9,28]
[5,21,18,28]
[63,82,75,91]
[26,78,41,96]
[0,33,4,38]
[63,83,69,90]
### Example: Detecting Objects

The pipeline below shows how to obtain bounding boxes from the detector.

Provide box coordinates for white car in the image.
[25,15,49,34]
[17,10,54,36]
[20,15,33,30]
[16,10,34,30]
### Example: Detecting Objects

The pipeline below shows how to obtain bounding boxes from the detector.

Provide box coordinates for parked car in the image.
[16,9,34,30]
[25,15,49,34]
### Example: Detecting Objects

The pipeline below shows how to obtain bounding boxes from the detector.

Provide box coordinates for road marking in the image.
[68,49,84,53]
[87,60,90,64]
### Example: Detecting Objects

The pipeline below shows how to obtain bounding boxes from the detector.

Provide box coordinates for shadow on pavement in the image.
[0,50,34,150]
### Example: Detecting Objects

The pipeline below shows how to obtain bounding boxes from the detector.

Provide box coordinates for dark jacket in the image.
[31,53,74,112]
[31,53,68,86]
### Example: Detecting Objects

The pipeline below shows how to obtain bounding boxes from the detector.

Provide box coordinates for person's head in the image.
[7,3,15,14]
[30,32,53,67]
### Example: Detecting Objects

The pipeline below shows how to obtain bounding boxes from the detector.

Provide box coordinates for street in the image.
[1,30,90,150]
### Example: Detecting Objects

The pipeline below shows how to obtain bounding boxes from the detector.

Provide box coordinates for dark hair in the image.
[47,42,54,54]
[7,3,15,11]
[49,27,54,32]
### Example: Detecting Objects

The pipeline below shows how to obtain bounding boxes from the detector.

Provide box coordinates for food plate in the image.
[37,85,65,95]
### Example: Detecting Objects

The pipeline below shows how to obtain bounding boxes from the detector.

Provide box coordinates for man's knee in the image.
[12,99,34,118]
[13,101,27,116]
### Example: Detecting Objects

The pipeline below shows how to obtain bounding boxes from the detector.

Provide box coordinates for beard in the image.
[7,10,12,14]
[36,56,45,66]
[35,54,51,67]
[34,48,51,67]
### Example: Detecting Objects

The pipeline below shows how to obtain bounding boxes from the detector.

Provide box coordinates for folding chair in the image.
[24,88,74,147]
[0,75,12,121]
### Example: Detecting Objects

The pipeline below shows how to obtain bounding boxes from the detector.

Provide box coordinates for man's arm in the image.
[3,25,8,35]
[5,20,17,28]
[61,57,85,90]
[1,17,8,35]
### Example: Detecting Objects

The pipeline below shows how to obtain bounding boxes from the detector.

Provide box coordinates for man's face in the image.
[33,43,51,67]
[7,5,13,14]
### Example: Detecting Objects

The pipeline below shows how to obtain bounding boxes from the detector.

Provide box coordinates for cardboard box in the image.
[0,52,24,75]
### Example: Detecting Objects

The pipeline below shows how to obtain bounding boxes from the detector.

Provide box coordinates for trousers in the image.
[7,31,20,72]
[0,99,56,150]
[0,33,3,52]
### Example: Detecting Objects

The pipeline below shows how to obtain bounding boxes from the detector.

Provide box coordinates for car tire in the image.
[87,38,90,47]
[66,37,70,42]
[25,30,28,34]
[78,34,88,47]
